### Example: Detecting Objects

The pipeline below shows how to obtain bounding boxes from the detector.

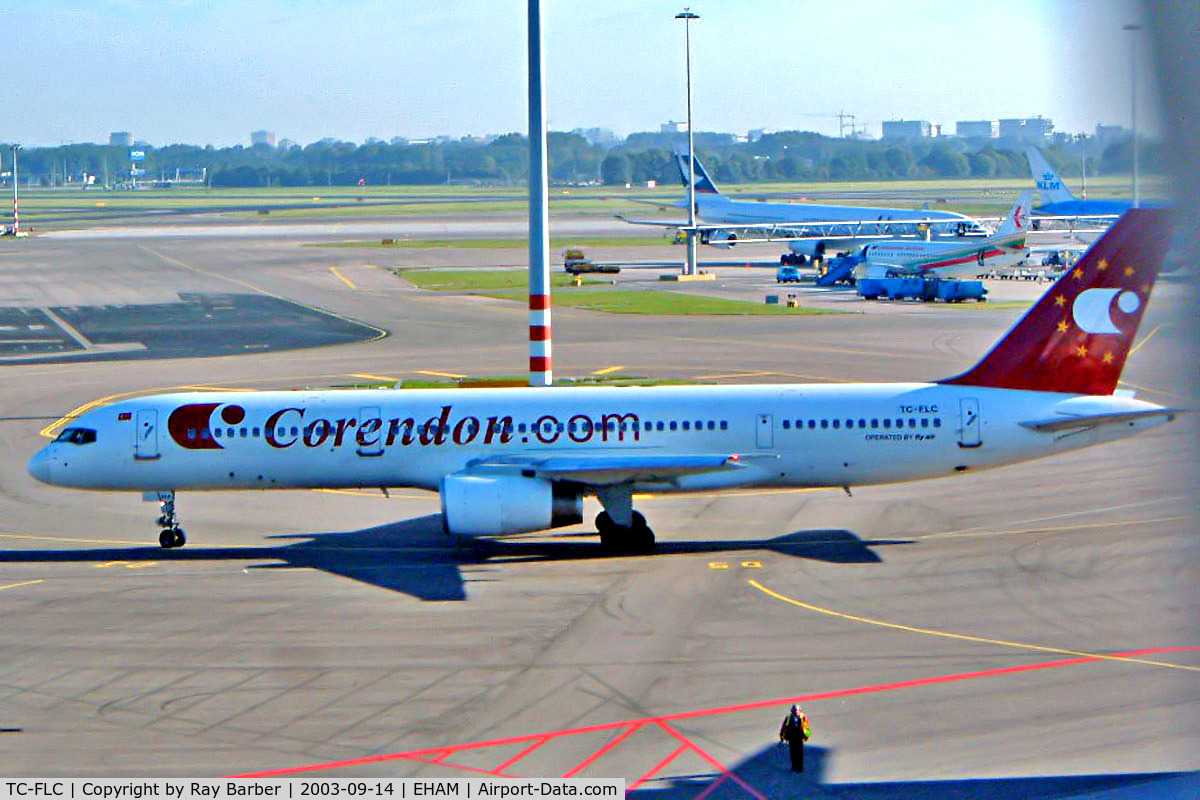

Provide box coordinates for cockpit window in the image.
[54,427,97,445]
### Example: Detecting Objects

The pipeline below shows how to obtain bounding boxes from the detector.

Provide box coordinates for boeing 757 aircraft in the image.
[28,211,1179,553]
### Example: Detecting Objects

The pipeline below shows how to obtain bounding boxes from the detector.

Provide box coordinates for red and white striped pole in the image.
[527,0,552,387]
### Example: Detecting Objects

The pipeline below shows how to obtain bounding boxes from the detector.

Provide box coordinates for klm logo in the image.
[1036,171,1061,191]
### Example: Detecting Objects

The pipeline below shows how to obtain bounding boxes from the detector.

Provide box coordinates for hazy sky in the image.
[0,0,1157,147]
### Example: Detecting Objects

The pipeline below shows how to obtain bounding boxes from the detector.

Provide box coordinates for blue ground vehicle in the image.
[776,266,801,283]
[857,276,987,302]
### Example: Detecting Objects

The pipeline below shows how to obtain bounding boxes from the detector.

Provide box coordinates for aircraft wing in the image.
[615,215,689,227]
[616,215,990,243]
[464,452,750,485]
[1019,408,1185,432]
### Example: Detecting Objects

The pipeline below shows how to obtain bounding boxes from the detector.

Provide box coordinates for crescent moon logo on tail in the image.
[1072,288,1139,335]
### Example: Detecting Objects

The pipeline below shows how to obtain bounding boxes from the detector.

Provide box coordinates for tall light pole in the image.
[10,145,19,235]
[1123,23,1142,208]
[676,9,699,276]
[527,0,552,386]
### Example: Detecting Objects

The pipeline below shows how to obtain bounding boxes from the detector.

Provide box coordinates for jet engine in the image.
[705,230,737,249]
[787,240,827,259]
[440,474,583,536]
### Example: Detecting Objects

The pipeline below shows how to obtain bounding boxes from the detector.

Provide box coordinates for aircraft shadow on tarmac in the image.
[0,516,911,602]
[629,744,1199,799]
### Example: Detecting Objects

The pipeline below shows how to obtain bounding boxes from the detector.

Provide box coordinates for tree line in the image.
[1,129,1154,188]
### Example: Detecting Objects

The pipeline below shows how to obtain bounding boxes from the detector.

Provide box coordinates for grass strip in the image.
[398,269,597,291]
[485,288,843,315]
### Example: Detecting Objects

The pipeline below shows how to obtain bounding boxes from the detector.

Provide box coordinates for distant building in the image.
[660,121,686,134]
[747,128,774,142]
[251,130,276,147]
[881,119,931,140]
[998,116,1053,142]
[1094,124,1128,143]
[277,138,299,151]
[109,131,133,147]
[956,120,997,138]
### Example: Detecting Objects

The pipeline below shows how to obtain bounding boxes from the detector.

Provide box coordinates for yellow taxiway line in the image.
[347,373,400,383]
[329,266,358,290]
[415,370,467,379]
[591,365,624,376]
[0,579,44,592]
[748,578,1199,672]
[0,531,145,546]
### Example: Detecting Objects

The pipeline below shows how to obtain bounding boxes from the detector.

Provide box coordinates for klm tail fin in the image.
[674,152,721,195]
[939,209,1173,395]
[994,190,1032,237]
[1026,146,1076,206]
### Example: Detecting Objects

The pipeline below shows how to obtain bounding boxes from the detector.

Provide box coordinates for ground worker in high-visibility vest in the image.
[779,704,811,772]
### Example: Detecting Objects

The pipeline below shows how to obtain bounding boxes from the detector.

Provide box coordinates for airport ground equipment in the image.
[776,266,801,283]
[563,249,619,274]
[857,276,987,302]
[815,254,862,287]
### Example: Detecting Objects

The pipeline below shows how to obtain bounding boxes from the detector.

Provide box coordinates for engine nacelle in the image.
[440,474,583,536]
[787,240,827,258]
[706,230,737,249]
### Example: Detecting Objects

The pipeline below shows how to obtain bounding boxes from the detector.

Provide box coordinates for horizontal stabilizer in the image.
[1019,408,1185,432]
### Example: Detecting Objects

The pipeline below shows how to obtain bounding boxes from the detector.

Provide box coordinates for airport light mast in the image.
[527,0,552,386]
[1123,22,1142,208]
[9,145,19,236]
[676,8,699,277]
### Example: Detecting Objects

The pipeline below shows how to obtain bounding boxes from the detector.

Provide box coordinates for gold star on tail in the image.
[1102,352,1114,364]
[1076,345,1088,358]
[1054,295,1066,307]
[1073,268,1084,279]
[1097,259,1109,271]
[1124,266,1135,277]
[1057,320,1070,333]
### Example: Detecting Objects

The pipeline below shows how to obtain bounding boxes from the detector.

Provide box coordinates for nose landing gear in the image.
[155,491,186,549]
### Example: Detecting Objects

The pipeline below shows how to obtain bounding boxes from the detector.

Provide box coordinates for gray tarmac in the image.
[0,218,1196,796]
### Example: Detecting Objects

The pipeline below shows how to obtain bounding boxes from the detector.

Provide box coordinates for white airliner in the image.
[621,154,987,259]
[27,211,1180,552]
[854,192,1032,279]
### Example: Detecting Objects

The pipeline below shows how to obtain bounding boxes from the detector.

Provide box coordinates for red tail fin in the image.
[939,209,1173,395]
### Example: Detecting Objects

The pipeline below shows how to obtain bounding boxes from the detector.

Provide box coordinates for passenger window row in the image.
[186,427,264,440]
[781,417,941,430]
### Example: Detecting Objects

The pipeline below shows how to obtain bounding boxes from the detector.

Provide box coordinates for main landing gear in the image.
[596,486,655,554]
[155,491,186,549]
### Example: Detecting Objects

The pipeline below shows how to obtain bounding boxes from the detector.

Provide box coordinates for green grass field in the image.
[493,289,841,315]
[397,269,598,291]
[397,268,840,315]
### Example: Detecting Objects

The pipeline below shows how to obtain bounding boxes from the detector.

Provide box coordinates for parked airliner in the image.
[855,192,1031,279]
[28,211,1178,553]
[621,154,988,260]
[1027,146,1157,218]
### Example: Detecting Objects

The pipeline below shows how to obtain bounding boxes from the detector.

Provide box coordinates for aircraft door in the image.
[755,414,774,449]
[357,406,383,457]
[958,398,981,448]
[135,409,160,460]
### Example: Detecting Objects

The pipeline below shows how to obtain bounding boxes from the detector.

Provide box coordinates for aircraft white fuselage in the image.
[30,383,1167,495]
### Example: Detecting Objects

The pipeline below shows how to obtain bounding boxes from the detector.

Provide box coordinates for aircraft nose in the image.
[26,448,53,485]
